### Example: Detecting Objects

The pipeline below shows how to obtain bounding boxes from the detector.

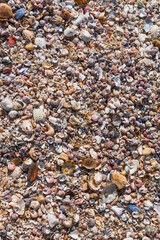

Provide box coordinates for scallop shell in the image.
[33,107,44,122]
[21,120,34,134]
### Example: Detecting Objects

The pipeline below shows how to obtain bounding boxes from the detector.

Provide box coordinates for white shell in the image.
[94,172,103,185]
[63,219,73,228]
[129,160,139,174]
[33,107,44,122]
[111,206,124,216]
[21,120,34,134]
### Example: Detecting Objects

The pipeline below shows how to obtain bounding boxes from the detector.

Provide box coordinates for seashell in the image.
[48,213,59,228]
[64,27,76,38]
[12,158,22,166]
[152,39,160,49]
[33,106,44,122]
[111,172,127,190]
[126,205,139,212]
[102,184,117,204]
[95,66,103,80]
[112,114,121,126]
[94,172,103,185]
[0,3,13,19]
[8,162,15,171]
[18,200,25,216]
[142,147,152,156]
[22,158,33,172]
[129,160,139,174]
[23,30,34,40]
[44,123,54,136]
[27,162,38,182]
[53,15,63,25]
[63,218,73,228]
[79,29,91,43]
[90,149,97,159]
[62,161,75,175]
[11,166,22,178]
[13,100,24,110]
[8,110,18,119]
[72,13,85,25]
[35,37,46,48]
[88,172,102,191]
[111,206,124,216]
[21,120,34,134]
[29,148,37,160]
[74,0,88,5]
[81,159,98,169]
[143,18,153,33]
[154,205,160,216]
[8,36,16,46]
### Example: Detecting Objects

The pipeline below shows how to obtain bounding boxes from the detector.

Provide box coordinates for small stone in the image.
[64,27,76,37]
[92,113,101,122]
[63,219,73,228]
[23,30,34,39]
[1,98,13,111]
[48,213,59,228]
[0,3,13,19]
[30,201,40,210]
[126,205,139,212]
[111,172,127,190]
[142,147,152,156]
[87,218,95,228]
[35,37,46,48]
[79,30,91,43]
[15,8,25,19]
[25,43,34,51]
[8,110,18,119]
[59,153,68,161]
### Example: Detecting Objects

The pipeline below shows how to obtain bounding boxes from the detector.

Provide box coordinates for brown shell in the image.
[27,162,38,182]
[81,159,97,169]
[74,0,87,4]
[152,39,160,49]
[0,3,13,19]
[12,158,22,166]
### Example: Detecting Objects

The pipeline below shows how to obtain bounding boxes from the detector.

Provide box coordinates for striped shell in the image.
[33,107,44,122]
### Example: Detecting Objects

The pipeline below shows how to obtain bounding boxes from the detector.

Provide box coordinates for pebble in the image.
[15,8,25,19]
[25,43,34,51]
[0,3,13,19]
[1,98,13,111]
[79,30,91,43]
[35,38,46,48]
[48,213,59,228]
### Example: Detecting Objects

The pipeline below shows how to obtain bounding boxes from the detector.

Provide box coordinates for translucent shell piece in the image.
[81,159,97,169]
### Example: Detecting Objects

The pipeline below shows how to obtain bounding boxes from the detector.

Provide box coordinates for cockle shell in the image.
[33,107,44,122]
[21,120,34,134]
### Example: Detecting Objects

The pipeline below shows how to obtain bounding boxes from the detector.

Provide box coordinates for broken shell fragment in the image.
[63,218,73,228]
[88,172,102,191]
[21,120,34,134]
[102,184,118,204]
[81,159,98,169]
[111,172,127,190]
[62,161,75,175]
[44,123,54,136]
